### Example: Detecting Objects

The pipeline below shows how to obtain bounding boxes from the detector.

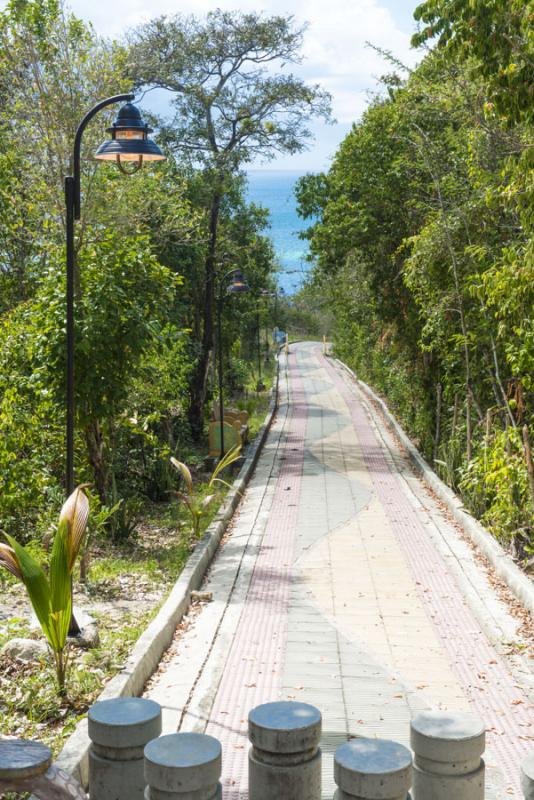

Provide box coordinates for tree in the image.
[412,0,534,124]
[130,10,331,435]
[297,42,534,554]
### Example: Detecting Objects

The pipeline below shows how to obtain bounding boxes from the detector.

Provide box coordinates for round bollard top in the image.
[144,733,221,793]
[521,754,534,800]
[88,697,162,749]
[335,738,412,799]
[410,712,485,763]
[0,740,52,781]
[248,701,321,754]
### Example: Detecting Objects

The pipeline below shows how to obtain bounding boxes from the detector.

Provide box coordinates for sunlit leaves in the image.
[0,486,89,692]
[412,0,534,124]
[130,10,332,168]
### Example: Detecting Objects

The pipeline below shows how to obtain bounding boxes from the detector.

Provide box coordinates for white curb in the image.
[333,357,534,619]
[56,358,283,786]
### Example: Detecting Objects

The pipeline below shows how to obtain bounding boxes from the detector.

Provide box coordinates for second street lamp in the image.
[216,269,250,460]
[256,289,275,391]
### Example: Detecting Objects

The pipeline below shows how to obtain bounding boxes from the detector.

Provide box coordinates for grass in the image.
[233,356,276,439]
[0,360,276,757]
[0,609,153,754]
[0,491,234,757]
[0,494,216,755]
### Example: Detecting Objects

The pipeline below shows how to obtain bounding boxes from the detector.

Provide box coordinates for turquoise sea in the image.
[246,169,310,295]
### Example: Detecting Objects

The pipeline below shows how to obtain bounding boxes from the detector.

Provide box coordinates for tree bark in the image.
[452,393,459,437]
[85,419,107,503]
[433,382,442,462]
[188,186,222,439]
[522,425,534,513]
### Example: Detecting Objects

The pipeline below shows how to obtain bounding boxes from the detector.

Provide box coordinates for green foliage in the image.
[170,444,242,539]
[459,428,533,554]
[130,10,331,168]
[130,10,329,434]
[0,607,154,754]
[0,2,288,576]
[412,0,534,124]
[0,487,90,694]
[298,35,534,554]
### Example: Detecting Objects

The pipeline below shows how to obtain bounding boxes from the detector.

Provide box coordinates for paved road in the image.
[145,343,533,799]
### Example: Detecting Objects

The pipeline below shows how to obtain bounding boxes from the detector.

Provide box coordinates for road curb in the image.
[333,357,534,620]
[56,358,283,786]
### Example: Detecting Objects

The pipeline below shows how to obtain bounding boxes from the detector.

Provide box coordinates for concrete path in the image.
[145,343,534,799]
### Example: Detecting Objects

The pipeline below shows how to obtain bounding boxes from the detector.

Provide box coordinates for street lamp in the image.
[64,96,164,637]
[256,289,275,391]
[65,95,165,497]
[216,269,250,460]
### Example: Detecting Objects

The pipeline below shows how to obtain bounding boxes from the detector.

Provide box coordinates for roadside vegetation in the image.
[0,365,275,752]
[297,0,534,563]
[0,0,316,748]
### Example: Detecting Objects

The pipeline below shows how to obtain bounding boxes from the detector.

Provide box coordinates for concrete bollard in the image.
[88,697,162,800]
[248,700,322,800]
[410,711,485,800]
[333,738,412,800]
[0,738,87,800]
[521,754,534,800]
[144,732,222,800]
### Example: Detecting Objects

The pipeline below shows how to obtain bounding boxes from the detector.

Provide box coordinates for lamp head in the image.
[227,270,250,294]
[94,102,165,174]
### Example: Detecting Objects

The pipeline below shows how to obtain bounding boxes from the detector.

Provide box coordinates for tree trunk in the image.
[452,393,459,437]
[188,187,222,440]
[484,408,492,472]
[522,425,534,512]
[85,419,107,503]
[433,382,442,462]
[466,393,472,462]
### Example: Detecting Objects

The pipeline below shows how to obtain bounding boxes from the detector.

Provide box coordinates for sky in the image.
[1,0,422,170]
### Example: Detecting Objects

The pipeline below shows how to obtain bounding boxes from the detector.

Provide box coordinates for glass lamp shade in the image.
[94,102,165,167]
[227,271,250,294]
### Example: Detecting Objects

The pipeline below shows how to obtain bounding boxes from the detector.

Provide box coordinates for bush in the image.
[459,427,533,557]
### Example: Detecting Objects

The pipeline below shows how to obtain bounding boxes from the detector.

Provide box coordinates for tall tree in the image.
[412,0,534,123]
[130,10,331,435]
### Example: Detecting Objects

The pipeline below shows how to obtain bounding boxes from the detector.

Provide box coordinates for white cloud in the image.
[0,0,419,168]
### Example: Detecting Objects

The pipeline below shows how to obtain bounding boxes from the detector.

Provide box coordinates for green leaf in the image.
[210,476,241,494]
[209,444,242,486]
[49,519,72,649]
[170,457,194,494]
[4,534,53,646]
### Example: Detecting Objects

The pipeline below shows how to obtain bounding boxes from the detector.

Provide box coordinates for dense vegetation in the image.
[0,0,328,544]
[297,0,534,559]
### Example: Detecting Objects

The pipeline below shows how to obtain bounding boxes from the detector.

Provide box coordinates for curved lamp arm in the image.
[72,92,134,219]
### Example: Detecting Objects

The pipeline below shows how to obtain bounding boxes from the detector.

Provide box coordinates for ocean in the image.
[246,169,311,295]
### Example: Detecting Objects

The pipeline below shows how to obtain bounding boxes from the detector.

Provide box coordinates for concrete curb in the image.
[333,357,534,620]
[56,358,283,786]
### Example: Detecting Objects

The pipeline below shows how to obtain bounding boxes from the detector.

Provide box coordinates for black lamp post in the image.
[216,269,250,460]
[64,95,165,497]
[256,289,275,391]
[256,303,263,390]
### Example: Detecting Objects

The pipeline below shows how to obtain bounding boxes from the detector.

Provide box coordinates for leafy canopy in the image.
[130,10,332,168]
[412,0,534,123]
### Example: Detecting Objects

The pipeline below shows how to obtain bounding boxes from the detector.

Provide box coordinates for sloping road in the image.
[145,342,534,799]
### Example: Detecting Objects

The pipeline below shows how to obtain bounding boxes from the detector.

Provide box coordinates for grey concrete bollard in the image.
[521,754,534,800]
[0,739,87,800]
[248,700,322,800]
[333,737,412,800]
[88,697,162,800]
[410,711,485,800]
[144,732,222,800]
